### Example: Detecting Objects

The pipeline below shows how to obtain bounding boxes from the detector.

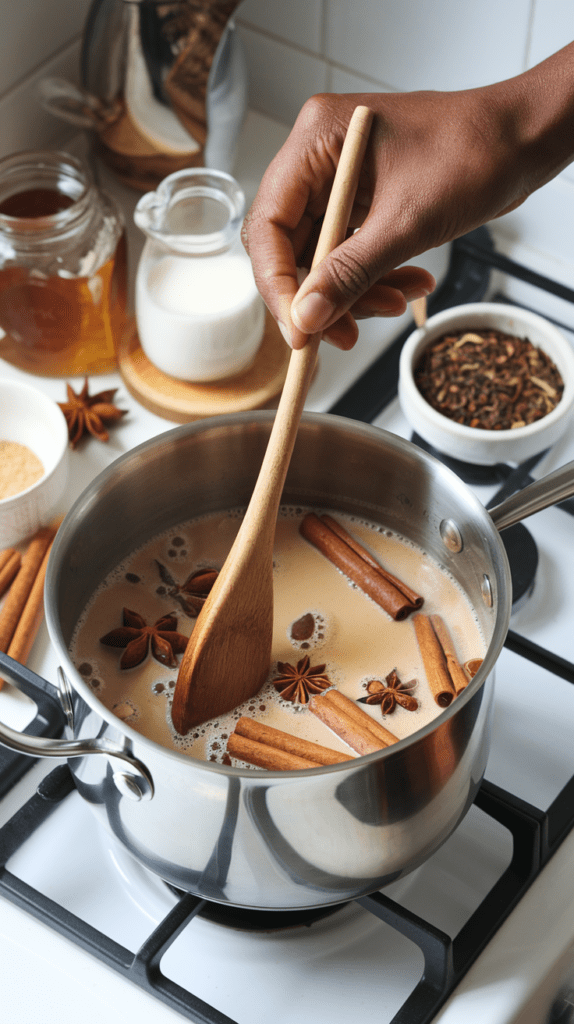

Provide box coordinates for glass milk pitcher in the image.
[133,168,265,382]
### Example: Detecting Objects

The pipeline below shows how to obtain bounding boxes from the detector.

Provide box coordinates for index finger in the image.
[241,150,327,347]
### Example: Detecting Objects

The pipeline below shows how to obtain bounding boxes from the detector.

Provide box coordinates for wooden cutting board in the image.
[117,310,292,422]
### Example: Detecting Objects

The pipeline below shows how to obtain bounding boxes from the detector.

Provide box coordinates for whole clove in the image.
[414,329,564,430]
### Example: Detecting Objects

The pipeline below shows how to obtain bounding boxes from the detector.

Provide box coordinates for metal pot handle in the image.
[0,652,154,800]
[489,458,574,532]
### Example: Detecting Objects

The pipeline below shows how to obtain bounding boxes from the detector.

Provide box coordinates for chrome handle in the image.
[489,459,574,532]
[0,652,154,800]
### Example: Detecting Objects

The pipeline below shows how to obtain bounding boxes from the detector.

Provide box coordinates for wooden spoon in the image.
[410,296,427,328]
[172,105,374,734]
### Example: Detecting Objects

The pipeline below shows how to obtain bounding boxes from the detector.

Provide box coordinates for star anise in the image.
[274,655,331,704]
[99,608,188,669]
[58,378,127,448]
[155,561,219,617]
[358,669,418,715]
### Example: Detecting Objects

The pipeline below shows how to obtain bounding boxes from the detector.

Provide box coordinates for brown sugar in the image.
[0,440,44,499]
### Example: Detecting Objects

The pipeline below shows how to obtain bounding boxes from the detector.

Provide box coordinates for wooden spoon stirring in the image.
[171,105,374,734]
[411,295,427,328]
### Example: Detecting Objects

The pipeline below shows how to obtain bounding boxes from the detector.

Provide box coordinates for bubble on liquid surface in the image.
[288,610,328,651]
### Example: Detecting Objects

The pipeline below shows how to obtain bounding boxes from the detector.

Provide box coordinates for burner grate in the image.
[0,754,570,1024]
[1,226,574,1024]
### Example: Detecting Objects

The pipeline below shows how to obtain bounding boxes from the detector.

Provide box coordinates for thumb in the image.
[290,225,390,335]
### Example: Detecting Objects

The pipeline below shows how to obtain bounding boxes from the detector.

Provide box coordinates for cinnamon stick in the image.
[464,658,483,682]
[412,613,456,707]
[4,539,54,681]
[227,733,320,771]
[309,689,398,755]
[0,548,21,598]
[321,514,423,610]
[323,689,399,747]
[227,716,354,770]
[0,526,55,656]
[429,614,470,696]
[300,513,421,620]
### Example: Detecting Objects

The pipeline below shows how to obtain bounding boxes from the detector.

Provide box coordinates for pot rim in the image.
[46,410,512,777]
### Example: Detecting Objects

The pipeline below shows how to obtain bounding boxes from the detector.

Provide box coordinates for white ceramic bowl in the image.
[0,379,69,547]
[398,302,574,465]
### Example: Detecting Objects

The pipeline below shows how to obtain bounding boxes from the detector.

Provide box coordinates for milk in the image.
[70,508,485,766]
[135,247,265,381]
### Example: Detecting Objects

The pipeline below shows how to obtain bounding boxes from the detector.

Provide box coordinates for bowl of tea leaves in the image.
[398,303,574,466]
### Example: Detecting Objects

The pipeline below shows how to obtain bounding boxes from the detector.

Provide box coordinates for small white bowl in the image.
[0,379,69,547]
[398,303,574,465]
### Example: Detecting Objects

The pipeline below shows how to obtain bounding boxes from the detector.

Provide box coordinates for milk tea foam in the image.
[70,508,485,765]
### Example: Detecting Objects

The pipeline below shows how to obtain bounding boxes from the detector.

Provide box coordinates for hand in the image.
[242,48,574,350]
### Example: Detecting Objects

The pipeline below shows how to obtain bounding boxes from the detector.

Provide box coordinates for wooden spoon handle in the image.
[411,296,427,328]
[172,107,374,733]
[244,105,375,532]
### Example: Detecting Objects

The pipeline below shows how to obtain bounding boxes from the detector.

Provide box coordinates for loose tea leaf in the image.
[414,329,564,430]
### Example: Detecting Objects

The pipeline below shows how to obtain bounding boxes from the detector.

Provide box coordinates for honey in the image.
[0,153,130,377]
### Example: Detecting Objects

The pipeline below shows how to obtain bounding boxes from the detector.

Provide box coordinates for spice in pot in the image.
[414,329,564,430]
[358,670,418,714]
[0,440,44,498]
[71,508,485,767]
[273,655,331,704]
[299,512,423,620]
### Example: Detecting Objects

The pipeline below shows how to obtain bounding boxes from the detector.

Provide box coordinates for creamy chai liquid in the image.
[69,508,486,765]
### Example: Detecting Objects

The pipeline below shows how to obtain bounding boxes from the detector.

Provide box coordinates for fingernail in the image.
[403,285,431,301]
[292,292,336,333]
[277,321,293,348]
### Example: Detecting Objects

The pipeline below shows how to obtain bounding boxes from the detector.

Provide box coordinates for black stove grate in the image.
[1,226,574,1024]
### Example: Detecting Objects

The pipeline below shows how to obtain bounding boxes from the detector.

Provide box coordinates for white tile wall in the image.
[0,0,91,99]
[325,0,533,92]
[527,0,574,186]
[236,0,538,106]
[237,0,323,54]
[0,0,573,276]
[234,0,574,277]
[528,0,574,68]
[237,24,328,125]
[328,67,389,94]
[0,39,81,160]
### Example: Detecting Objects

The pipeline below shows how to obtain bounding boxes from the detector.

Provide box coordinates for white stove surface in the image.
[2,322,574,1024]
[1,113,574,1024]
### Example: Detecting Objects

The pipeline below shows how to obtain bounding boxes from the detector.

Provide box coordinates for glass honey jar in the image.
[0,150,129,376]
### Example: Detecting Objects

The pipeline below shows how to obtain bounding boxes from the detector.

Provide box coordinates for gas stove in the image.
[1,229,574,1024]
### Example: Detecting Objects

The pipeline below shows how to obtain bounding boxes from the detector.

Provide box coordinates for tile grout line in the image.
[237,19,395,94]
[0,32,82,106]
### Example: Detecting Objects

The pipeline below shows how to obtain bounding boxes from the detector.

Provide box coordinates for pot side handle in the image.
[489,459,574,532]
[0,652,154,799]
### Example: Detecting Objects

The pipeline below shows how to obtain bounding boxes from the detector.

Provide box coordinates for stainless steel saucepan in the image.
[0,412,573,910]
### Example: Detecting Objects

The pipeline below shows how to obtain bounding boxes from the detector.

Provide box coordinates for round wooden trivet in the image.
[117,311,291,423]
